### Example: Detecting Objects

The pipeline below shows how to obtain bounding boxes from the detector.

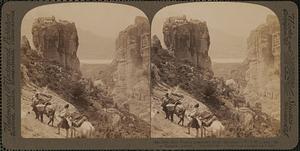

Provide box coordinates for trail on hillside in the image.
[21,84,78,138]
[151,83,216,138]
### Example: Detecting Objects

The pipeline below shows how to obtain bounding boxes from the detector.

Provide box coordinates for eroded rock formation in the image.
[111,16,150,122]
[163,15,212,72]
[243,15,280,119]
[32,16,80,73]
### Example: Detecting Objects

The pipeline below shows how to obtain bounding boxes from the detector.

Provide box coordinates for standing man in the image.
[57,104,71,138]
[31,90,41,119]
[186,103,201,137]
[161,93,171,119]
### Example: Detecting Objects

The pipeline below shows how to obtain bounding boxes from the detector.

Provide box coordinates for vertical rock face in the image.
[32,16,80,73]
[163,16,212,72]
[112,16,150,122]
[244,15,280,119]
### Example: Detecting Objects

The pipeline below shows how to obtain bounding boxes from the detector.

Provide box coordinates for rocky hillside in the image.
[243,15,280,120]
[102,16,151,122]
[21,17,150,138]
[151,16,279,137]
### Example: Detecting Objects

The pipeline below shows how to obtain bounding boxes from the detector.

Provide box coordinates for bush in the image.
[71,82,87,101]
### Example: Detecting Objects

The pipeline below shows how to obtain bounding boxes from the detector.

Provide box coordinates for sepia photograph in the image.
[150,2,280,138]
[20,3,150,138]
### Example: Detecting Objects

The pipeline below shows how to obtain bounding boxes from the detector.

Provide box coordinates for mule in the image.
[163,102,186,126]
[70,119,95,138]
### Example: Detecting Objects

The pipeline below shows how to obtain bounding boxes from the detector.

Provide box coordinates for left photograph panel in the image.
[21,3,150,138]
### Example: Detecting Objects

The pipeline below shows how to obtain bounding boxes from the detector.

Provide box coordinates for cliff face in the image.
[32,16,80,73]
[111,16,150,122]
[163,16,212,73]
[243,15,280,119]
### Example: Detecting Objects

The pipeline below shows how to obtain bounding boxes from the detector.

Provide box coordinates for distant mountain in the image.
[208,28,247,60]
[77,28,115,60]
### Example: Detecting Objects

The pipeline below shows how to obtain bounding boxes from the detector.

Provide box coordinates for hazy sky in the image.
[152,2,277,62]
[21,3,146,62]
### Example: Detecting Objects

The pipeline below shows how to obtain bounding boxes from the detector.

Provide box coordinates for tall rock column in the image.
[244,15,280,119]
[163,16,212,73]
[112,16,150,122]
[32,16,80,73]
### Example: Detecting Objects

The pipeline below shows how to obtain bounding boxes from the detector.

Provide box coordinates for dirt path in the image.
[21,84,77,138]
[151,108,194,138]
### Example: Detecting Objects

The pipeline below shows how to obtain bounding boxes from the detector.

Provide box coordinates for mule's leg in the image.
[38,112,42,121]
[187,127,190,134]
[35,112,39,119]
[200,126,204,138]
[165,111,169,119]
[70,128,73,138]
[170,112,174,122]
[187,123,191,134]
[57,122,61,134]
[163,107,168,119]
[182,111,186,126]
[196,128,199,138]
[89,129,92,138]
[34,109,39,119]
[47,115,52,125]
[51,118,54,127]
[73,128,76,138]
[51,112,55,127]
[186,120,191,134]
[66,129,69,138]
[40,113,44,123]
[178,114,184,126]
[177,118,181,125]
[177,114,182,125]
[70,128,74,138]
[32,106,39,119]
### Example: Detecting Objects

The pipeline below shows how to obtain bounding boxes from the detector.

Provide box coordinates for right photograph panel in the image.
[151,2,280,138]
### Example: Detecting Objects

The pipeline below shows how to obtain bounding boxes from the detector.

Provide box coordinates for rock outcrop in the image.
[32,16,80,73]
[111,16,150,122]
[243,15,280,119]
[163,15,212,73]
